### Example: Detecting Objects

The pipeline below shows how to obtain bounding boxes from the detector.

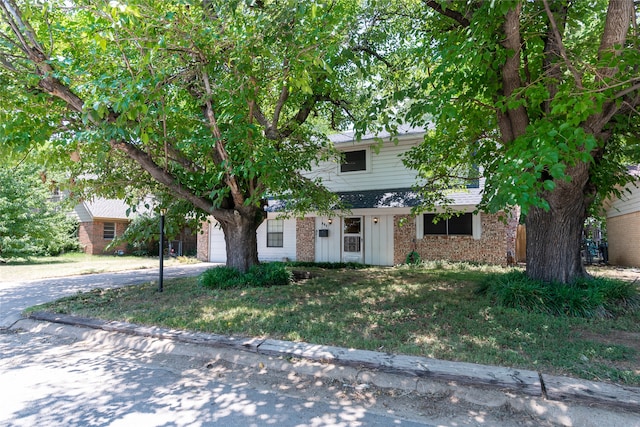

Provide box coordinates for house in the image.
[197,128,518,266]
[604,165,640,267]
[73,198,132,255]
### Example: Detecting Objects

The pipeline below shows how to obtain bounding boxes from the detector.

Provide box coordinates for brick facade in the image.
[393,213,514,266]
[78,220,129,255]
[607,212,640,267]
[296,217,315,262]
[197,220,210,262]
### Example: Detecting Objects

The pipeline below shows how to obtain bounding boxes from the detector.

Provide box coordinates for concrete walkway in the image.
[12,311,640,427]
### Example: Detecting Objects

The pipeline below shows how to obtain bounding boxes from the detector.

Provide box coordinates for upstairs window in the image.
[424,213,473,236]
[340,150,367,173]
[266,219,284,247]
[103,222,116,240]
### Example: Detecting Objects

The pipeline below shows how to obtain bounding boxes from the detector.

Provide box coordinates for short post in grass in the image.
[158,208,167,293]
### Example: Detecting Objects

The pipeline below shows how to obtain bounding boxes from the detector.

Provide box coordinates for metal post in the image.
[159,209,166,292]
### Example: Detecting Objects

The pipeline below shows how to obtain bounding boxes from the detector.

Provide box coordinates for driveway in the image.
[0,263,215,328]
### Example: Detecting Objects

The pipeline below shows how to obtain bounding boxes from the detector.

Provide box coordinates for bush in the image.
[477,271,640,318]
[199,262,292,290]
[199,266,245,290]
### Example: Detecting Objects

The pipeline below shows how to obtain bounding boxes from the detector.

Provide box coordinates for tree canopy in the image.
[0,0,363,271]
[359,0,640,283]
[0,165,78,259]
[2,0,639,282]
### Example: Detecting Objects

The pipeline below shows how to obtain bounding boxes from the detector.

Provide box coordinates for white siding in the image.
[208,222,227,263]
[607,181,640,218]
[364,215,394,266]
[314,215,393,265]
[257,218,297,261]
[304,137,421,192]
[315,217,341,263]
[73,203,93,223]
[208,218,296,263]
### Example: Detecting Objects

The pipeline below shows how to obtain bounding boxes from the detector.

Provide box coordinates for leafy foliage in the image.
[0,0,365,270]
[478,271,640,318]
[199,262,292,290]
[0,166,79,259]
[356,0,640,283]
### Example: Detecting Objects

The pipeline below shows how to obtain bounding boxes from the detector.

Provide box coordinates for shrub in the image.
[249,262,292,287]
[199,266,245,290]
[405,251,421,265]
[199,262,292,290]
[477,271,640,318]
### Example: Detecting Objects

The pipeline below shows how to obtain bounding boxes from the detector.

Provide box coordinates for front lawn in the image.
[29,262,640,386]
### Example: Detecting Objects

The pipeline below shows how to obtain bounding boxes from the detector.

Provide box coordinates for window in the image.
[424,213,473,236]
[103,222,116,240]
[266,219,284,247]
[340,150,367,172]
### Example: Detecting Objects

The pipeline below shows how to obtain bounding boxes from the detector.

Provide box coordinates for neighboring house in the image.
[604,165,640,267]
[197,128,518,266]
[73,198,132,255]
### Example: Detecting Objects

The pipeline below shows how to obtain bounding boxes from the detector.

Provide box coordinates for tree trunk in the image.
[216,205,264,273]
[525,163,591,283]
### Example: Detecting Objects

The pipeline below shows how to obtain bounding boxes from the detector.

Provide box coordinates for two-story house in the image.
[197,128,518,266]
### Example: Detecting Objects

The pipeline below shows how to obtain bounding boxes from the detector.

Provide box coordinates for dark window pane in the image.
[267,233,283,247]
[448,213,473,235]
[343,217,361,234]
[266,219,284,247]
[103,222,115,240]
[424,214,447,235]
[340,150,366,172]
[344,236,361,252]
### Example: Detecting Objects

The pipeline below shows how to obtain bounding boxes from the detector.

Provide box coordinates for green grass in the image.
[28,262,640,386]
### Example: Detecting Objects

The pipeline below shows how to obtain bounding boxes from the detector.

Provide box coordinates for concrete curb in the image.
[15,312,640,422]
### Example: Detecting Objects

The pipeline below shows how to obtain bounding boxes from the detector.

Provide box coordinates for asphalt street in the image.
[0,327,432,427]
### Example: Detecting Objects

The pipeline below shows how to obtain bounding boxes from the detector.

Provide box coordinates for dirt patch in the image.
[587,265,640,283]
[575,330,640,353]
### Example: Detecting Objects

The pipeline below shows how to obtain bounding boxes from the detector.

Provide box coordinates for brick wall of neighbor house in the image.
[607,212,640,267]
[197,221,210,262]
[78,221,95,254]
[80,220,129,255]
[296,217,315,262]
[394,213,513,266]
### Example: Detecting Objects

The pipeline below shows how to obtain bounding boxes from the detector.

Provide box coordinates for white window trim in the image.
[266,219,284,248]
[337,147,371,175]
[416,212,482,240]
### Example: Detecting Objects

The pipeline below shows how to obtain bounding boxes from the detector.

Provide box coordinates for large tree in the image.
[0,0,359,272]
[0,165,78,259]
[366,0,640,283]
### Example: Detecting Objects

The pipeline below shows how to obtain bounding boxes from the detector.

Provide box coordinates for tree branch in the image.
[112,139,215,214]
[498,3,529,143]
[423,0,470,27]
[542,0,583,89]
[271,58,290,127]
[351,43,394,68]
[200,67,245,207]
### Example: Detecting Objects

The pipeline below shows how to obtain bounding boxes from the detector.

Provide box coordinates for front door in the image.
[342,216,364,263]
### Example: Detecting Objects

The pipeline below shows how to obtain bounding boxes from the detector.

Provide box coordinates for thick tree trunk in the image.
[525,163,591,283]
[216,205,264,273]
